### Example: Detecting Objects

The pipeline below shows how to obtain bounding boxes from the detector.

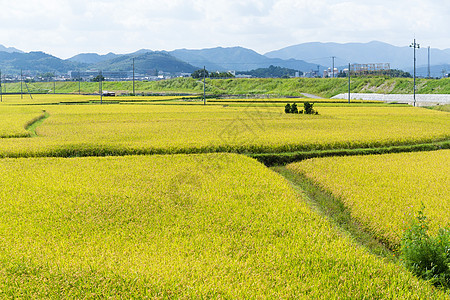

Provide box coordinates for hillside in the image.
[170,47,322,72]
[0,44,23,53]
[266,41,450,75]
[67,52,120,64]
[0,51,85,75]
[7,77,450,98]
[91,51,197,73]
[3,41,450,77]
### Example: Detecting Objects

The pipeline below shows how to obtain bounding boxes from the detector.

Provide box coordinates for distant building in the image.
[303,69,320,78]
[235,74,252,78]
[323,68,338,78]
[102,91,115,96]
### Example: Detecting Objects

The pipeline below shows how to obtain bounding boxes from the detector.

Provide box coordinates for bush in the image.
[304,102,318,115]
[291,103,298,114]
[284,102,318,115]
[285,103,291,114]
[400,208,450,288]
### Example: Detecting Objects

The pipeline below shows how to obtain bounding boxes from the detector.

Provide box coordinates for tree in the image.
[291,103,298,114]
[237,65,301,78]
[91,75,105,82]
[285,103,291,114]
[303,102,317,115]
[191,69,209,79]
[39,72,55,81]
[209,71,235,78]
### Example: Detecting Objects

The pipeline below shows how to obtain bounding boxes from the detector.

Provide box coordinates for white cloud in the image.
[0,0,447,58]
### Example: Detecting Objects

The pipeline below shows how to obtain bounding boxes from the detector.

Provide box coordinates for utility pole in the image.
[348,63,351,104]
[410,39,420,107]
[428,46,431,79]
[331,56,336,78]
[132,58,135,95]
[24,80,33,99]
[21,69,23,99]
[99,71,103,104]
[317,65,320,78]
[53,75,56,94]
[203,66,206,105]
[78,72,81,95]
[0,70,2,103]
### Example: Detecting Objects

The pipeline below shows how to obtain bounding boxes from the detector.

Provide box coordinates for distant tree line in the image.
[191,69,235,79]
[91,75,105,82]
[37,72,55,81]
[386,69,412,78]
[337,69,412,78]
[237,65,302,78]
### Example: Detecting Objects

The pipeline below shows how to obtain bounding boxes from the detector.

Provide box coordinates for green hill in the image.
[6,77,450,98]
[92,52,197,74]
[0,51,85,75]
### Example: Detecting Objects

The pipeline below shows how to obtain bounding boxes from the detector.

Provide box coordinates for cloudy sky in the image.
[0,0,447,58]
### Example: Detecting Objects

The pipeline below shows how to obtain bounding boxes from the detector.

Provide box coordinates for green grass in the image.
[6,77,450,98]
[425,104,450,112]
[251,140,450,166]
[0,154,446,298]
[25,110,50,137]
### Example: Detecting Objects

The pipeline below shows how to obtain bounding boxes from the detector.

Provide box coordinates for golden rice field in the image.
[0,154,445,298]
[286,150,450,247]
[0,103,448,157]
[0,105,44,138]
[0,94,196,105]
[208,97,383,103]
[0,93,448,297]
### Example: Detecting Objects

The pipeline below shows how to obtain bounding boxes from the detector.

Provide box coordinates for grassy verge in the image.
[4,77,450,98]
[250,139,450,166]
[424,104,450,112]
[24,111,50,137]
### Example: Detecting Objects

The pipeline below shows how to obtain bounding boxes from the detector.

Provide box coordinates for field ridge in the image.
[24,110,50,137]
[251,139,450,166]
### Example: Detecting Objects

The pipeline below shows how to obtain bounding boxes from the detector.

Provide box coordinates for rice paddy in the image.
[0,101,447,158]
[0,92,448,297]
[286,150,450,247]
[0,154,446,298]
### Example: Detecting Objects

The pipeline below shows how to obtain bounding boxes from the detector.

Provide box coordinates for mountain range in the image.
[266,41,450,77]
[1,41,450,77]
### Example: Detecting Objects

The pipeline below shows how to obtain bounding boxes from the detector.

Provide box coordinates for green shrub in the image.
[400,208,450,288]
[303,102,318,115]
[291,103,298,114]
[285,103,291,114]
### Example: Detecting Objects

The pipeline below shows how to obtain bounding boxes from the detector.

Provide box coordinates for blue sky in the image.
[0,0,446,58]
